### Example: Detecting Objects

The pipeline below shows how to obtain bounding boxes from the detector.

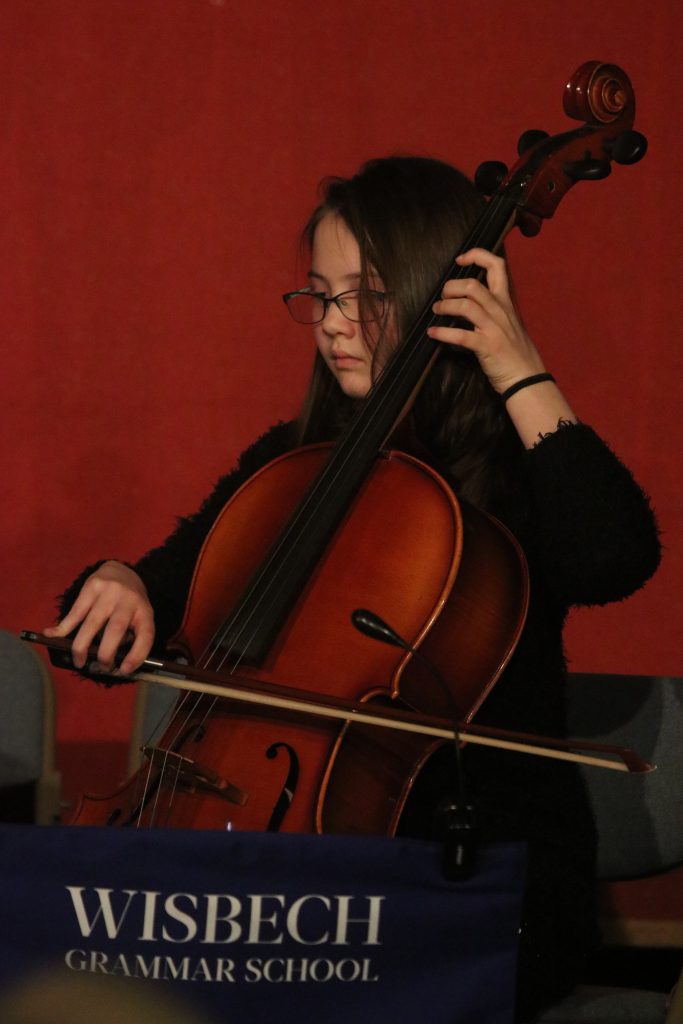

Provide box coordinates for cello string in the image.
[132,689,209,826]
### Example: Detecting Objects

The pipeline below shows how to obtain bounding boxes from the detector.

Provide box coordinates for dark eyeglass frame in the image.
[282,287,387,325]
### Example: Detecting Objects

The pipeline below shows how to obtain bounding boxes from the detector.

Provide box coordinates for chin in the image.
[338,380,371,400]
[331,370,372,400]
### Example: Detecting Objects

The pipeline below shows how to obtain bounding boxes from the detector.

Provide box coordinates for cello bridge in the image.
[142,745,248,806]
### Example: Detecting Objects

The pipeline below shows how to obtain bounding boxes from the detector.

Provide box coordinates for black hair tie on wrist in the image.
[500,373,555,403]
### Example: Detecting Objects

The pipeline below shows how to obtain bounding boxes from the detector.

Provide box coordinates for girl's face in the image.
[310,213,386,399]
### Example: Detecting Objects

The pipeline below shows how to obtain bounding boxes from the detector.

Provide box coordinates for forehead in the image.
[310,213,361,281]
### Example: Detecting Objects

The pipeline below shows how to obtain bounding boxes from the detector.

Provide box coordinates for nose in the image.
[321,299,354,335]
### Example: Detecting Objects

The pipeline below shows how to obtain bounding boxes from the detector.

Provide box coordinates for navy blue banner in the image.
[0,825,524,1023]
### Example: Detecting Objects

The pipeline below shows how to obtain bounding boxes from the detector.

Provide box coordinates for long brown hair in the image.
[295,155,522,509]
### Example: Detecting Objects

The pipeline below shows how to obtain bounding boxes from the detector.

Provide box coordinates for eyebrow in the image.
[307,270,362,287]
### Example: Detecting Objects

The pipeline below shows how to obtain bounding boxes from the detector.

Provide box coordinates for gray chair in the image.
[0,630,61,824]
[536,673,683,1023]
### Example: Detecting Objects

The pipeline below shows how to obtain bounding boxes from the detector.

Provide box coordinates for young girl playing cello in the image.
[48,156,660,1020]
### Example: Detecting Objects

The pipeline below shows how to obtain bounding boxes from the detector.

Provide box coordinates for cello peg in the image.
[474,160,508,196]
[517,129,549,156]
[563,158,612,181]
[603,129,648,165]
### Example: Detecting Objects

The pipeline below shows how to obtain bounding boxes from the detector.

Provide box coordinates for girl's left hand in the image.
[427,248,545,394]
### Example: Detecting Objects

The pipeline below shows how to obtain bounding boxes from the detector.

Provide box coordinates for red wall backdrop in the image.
[1,1,680,794]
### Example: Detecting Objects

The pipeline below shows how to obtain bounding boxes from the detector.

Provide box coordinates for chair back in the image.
[566,673,683,880]
[0,630,61,824]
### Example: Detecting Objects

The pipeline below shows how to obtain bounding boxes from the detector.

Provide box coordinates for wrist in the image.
[502,377,577,449]
[500,373,555,403]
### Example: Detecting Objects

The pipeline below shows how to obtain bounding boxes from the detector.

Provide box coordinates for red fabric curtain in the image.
[1,0,680,755]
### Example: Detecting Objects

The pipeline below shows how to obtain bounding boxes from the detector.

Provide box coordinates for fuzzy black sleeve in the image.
[57,421,297,652]
[520,422,661,607]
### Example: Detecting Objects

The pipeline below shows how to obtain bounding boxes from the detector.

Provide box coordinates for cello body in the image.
[71,446,528,834]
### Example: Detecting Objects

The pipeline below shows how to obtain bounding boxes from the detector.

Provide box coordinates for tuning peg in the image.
[563,158,612,181]
[603,130,648,165]
[517,129,549,156]
[474,160,508,196]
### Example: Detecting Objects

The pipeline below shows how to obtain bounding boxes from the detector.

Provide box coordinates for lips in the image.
[331,353,362,366]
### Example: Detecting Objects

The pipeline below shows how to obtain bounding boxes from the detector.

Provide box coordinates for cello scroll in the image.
[475,61,647,236]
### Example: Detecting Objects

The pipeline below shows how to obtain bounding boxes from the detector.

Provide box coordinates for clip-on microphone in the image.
[351,608,478,881]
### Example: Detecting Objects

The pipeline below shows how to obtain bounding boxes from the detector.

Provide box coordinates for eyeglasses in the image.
[282,288,387,325]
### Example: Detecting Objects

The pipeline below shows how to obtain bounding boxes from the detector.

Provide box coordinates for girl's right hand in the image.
[44,561,155,675]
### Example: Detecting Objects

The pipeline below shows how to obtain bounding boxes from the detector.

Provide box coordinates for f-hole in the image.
[265,742,300,832]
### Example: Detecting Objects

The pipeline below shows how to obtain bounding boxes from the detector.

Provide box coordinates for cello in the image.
[24,61,651,835]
